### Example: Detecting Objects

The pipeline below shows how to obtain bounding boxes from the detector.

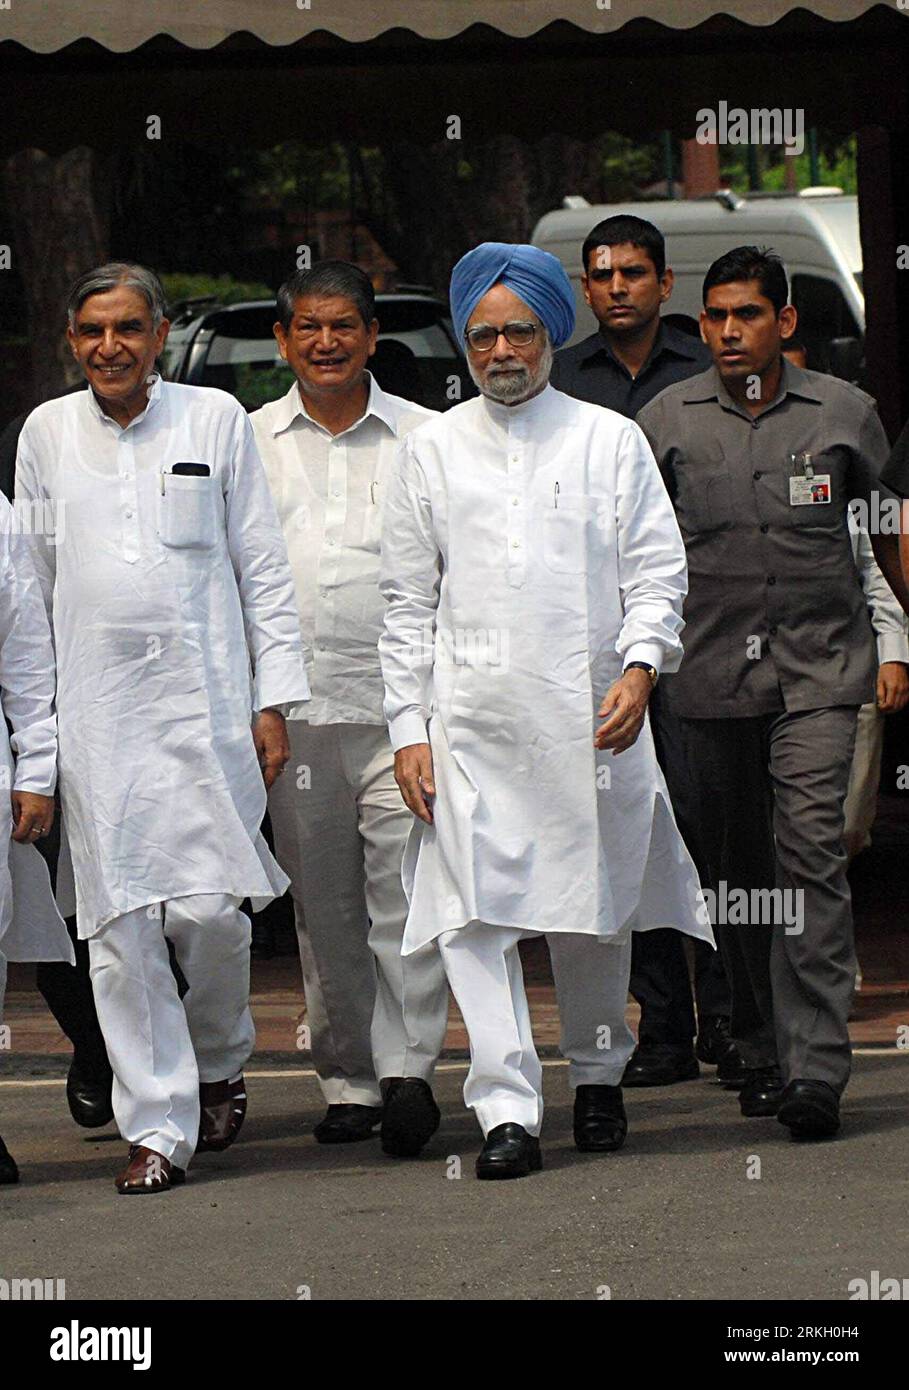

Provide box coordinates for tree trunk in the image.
[3,147,110,409]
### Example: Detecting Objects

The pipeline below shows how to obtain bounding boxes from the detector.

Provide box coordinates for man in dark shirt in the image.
[551,214,736,1091]
[638,246,908,1138]
[550,213,711,414]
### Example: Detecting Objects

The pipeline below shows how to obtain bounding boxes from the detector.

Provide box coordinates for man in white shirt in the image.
[15,262,309,1194]
[380,242,713,1179]
[251,262,449,1155]
[843,510,909,859]
[0,492,74,1185]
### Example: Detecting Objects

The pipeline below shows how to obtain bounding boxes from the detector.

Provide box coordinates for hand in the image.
[594,669,652,754]
[876,661,909,714]
[393,742,435,824]
[11,790,54,843]
[253,708,290,790]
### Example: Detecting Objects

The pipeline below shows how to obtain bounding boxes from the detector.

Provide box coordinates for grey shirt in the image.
[637,362,892,719]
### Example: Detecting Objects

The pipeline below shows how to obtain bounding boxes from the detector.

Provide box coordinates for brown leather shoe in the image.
[115,1145,185,1195]
[197,1075,247,1153]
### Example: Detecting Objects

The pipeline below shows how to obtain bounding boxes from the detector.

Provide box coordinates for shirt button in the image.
[511,540,521,549]
[759,523,769,534]
[753,470,762,480]
[768,626,778,637]
[767,575,776,585]
[511,497,520,506]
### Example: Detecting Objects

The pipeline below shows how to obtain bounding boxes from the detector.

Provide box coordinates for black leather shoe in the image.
[573,1084,627,1152]
[66,1057,114,1129]
[696,1016,746,1089]
[622,1044,699,1087]
[380,1078,440,1157]
[739,1065,785,1117]
[0,1135,19,1185]
[777,1079,841,1139]
[313,1103,383,1144]
[476,1123,542,1179]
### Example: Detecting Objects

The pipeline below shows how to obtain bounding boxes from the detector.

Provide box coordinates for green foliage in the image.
[599,133,667,201]
[225,141,385,210]
[232,362,296,411]
[159,272,273,309]
[719,135,857,195]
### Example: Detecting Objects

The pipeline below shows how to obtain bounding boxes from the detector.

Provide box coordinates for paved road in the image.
[1,1053,907,1301]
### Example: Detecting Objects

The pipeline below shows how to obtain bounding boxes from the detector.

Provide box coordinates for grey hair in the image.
[276,260,375,331]
[67,262,168,330]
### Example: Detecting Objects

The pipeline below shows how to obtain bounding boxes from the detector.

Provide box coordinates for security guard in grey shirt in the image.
[638,245,908,1141]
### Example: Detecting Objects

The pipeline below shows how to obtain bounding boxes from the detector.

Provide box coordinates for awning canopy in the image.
[0,7,906,154]
[0,1,893,53]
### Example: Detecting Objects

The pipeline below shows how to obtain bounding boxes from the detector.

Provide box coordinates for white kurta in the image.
[0,494,72,1000]
[379,384,714,955]
[15,379,310,940]
[251,374,434,725]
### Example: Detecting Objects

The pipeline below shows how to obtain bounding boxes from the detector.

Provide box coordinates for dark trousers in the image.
[630,931,729,1047]
[628,700,731,1048]
[659,704,859,1089]
[32,823,110,1080]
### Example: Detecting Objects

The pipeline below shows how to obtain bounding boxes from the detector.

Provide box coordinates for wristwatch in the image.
[623,661,658,688]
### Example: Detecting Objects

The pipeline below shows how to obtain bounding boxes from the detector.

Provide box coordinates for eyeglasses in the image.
[465,321,537,352]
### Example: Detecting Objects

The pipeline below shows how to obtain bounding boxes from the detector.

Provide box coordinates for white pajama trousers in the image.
[87,894,255,1171]
[268,722,450,1106]
[438,922,635,1137]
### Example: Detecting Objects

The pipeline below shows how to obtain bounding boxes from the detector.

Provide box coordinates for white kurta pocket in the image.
[157,473,220,550]
[542,494,600,574]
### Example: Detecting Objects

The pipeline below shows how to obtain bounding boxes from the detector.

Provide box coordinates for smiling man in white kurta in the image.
[15,263,309,1193]
[252,261,449,1157]
[380,243,713,1179]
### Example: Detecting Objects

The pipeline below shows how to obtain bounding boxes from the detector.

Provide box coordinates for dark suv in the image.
[162,292,474,413]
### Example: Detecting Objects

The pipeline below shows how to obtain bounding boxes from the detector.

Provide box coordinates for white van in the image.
[531,190,864,378]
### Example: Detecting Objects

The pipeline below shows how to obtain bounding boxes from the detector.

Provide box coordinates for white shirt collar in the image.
[481,381,556,428]
[270,371,398,439]
[84,371,165,430]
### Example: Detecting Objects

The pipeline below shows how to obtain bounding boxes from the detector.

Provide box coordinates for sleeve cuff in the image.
[253,653,312,712]
[12,753,57,797]
[622,641,666,676]
[877,633,909,665]
[9,719,57,796]
[388,710,430,751]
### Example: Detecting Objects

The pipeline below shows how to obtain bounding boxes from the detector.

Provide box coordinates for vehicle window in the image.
[375,301,449,332]
[790,274,861,373]
[161,337,187,378]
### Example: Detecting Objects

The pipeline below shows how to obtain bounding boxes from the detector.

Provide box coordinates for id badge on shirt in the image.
[788,451,830,506]
[789,474,831,505]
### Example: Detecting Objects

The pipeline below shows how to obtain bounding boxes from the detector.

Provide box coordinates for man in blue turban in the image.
[449,242,576,353]
[379,241,712,1179]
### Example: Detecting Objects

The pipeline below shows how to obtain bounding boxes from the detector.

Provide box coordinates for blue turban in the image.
[449,242,576,350]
